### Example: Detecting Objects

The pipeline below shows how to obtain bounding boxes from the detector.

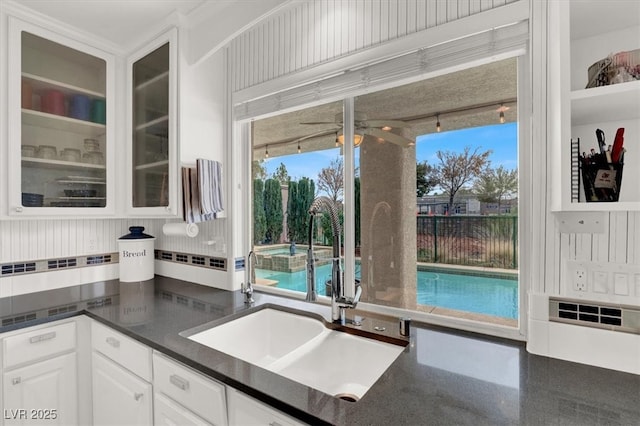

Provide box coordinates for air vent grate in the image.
[550,298,639,334]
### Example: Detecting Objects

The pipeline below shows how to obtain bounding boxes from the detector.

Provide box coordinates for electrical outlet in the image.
[574,267,587,292]
[87,234,98,253]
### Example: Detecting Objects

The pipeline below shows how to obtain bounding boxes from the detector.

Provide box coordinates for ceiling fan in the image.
[299,112,414,148]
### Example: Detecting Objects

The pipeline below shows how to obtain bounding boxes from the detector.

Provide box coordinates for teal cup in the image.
[91,99,106,124]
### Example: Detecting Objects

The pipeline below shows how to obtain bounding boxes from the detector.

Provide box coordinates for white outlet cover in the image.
[614,273,629,295]
[592,271,609,293]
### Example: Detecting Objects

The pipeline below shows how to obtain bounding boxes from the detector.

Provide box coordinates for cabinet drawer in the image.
[3,321,76,369]
[92,320,151,381]
[153,352,227,426]
[228,388,305,426]
[154,392,212,426]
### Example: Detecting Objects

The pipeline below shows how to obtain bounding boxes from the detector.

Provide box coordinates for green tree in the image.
[272,163,290,185]
[252,160,267,180]
[263,178,283,243]
[416,160,438,197]
[253,179,266,244]
[286,180,298,242]
[474,165,518,211]
[432,146,491,213]
[294,177,315,243]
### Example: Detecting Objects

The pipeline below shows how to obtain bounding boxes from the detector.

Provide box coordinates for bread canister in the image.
[118,226,155,282]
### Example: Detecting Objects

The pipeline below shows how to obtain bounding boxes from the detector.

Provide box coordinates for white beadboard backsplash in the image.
[0,218,227,263]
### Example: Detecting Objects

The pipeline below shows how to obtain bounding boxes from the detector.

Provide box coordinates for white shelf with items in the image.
[7,16,115,216]
[552,0,640,212]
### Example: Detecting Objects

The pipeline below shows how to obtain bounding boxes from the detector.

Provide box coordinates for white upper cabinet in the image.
[7,17,116,216]
[126,28,178,217]
[551,0,640,211]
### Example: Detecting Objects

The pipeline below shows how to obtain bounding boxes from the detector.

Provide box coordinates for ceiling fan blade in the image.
[366,119,411,129]
[368,128,414,148]
[295,128,341,142]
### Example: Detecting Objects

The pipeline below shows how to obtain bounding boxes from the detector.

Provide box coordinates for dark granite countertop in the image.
[1,276,639,425]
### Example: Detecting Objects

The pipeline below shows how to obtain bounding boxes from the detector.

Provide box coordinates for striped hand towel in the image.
[197,158,224,217]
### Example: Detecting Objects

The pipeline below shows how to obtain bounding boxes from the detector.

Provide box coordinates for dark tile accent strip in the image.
[1,254,116,277]
[153,250,227,272]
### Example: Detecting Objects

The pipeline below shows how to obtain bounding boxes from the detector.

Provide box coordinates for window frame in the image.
[238,38,530,344]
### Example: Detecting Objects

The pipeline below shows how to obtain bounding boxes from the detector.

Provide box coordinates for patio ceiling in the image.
[252,57,517,159]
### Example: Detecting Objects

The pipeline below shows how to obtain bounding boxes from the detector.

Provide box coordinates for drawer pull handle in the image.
[29,331,56,344]
[170,374,190,391]
[106,337,120,348]
[269,422,282,426]
[12,377,21,385]
[134,392,144,401]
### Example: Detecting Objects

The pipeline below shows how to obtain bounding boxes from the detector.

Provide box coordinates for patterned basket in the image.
[586,49,640,89]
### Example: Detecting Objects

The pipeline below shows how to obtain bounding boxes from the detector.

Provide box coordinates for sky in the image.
[263,122,518,192]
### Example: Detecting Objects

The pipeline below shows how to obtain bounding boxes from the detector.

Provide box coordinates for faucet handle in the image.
[241,282,254,304]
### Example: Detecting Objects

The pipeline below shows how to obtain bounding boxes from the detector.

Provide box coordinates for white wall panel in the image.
[629,212,640,264]
[0,218,228,264]
[229,0,520,92]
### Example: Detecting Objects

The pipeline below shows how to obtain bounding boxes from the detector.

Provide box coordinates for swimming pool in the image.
[257,265,518,319]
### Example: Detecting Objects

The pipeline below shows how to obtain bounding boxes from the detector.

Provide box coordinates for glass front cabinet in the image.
[127,29,178,216]
[8,17,115,216]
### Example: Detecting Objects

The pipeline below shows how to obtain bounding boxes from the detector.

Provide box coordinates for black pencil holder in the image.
[580,162,623,202]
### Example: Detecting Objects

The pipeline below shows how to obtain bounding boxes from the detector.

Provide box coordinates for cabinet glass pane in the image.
[132,43,170,208]
[21,31,107,208]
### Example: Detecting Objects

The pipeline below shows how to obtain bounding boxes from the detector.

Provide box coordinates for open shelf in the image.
[22,109,106,136]
[571,81,640,125]
[135,160,169,172]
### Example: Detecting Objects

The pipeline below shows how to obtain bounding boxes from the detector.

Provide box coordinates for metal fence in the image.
[417,215,518,269]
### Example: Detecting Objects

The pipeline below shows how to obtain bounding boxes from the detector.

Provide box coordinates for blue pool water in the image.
[257,265,518,319]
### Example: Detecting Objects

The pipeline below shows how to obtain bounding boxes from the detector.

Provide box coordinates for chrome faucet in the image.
[242,250,256,304]
[307,196,361,324]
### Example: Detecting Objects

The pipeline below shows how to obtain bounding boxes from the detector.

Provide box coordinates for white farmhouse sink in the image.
[186,307,325,368]
[183,306,405,401]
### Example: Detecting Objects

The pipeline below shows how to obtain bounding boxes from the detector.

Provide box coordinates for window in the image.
[250,57,519,328]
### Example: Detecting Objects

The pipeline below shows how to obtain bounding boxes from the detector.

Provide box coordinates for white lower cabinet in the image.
[0,316,308,426]
[2,352,77,425]
[92,352,152,425]
[90,320,152,425]
[227,387,306,426]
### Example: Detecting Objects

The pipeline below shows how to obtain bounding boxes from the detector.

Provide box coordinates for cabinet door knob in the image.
[106,337,120,348]
[12,377,21,385]
[134,392,144,401]
[169,374,189,391]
